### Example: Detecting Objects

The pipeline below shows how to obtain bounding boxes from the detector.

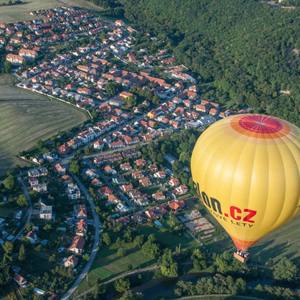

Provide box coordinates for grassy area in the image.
[193,199,300,265]
[252,215,300,264]
[76,225,197,294]
[0,75,88,175]
[137,225,198,251]
[0,0,103,23]
[77,244,154,293]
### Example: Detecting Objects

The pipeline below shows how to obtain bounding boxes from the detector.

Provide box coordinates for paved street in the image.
[13,175,32,242]
[61,175,101,300]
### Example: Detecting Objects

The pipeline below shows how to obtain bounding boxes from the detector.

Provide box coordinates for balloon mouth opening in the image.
[231,236,257,251]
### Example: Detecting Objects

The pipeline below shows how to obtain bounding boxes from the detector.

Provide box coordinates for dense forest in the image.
[92,0,300,126]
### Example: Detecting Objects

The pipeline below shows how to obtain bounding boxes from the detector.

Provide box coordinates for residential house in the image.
[19,48,38,59]
[139,177,151,187]
[26,230,38,244]
[54,163,66,175]
[152,191,166,201]
[6,54,24,64]
[75,205,87,219]
[120,162,132,171]
[67,183,81,200]
[39,201,53,220]
[14,274,28,288]
[135,159,146,168]
[120,183,133,193]
[33,183,47,193]
[76,219,87,236]
[64,255,78,268]
[68,236,85,255]
[169,177,180,187]
[169,200,185,212]
[153,171,166,179]
[173,185,188,196]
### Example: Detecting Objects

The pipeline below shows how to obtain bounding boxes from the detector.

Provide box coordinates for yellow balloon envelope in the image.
[191,114,300,251]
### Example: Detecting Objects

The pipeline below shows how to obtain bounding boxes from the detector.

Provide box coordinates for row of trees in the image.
[175,274,246,297]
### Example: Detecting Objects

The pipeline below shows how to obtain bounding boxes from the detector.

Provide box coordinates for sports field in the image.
[0,75,87,175]
[0,0,102,23]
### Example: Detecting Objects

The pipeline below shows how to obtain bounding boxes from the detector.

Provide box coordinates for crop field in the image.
[0,75,87,175]
[0,0,102,23]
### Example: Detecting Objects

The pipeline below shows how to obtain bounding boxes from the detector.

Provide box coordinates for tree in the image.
[17,194,28,207]
[18,244,26,262]
[3,60,12,73]
[142,239,160,259]
[0,262,11,287]
[114,278,130,293]
[3,174,15,190]
[106,82,121,97]
[48,254,56,263]
[117,247,126,257]
[2,241,13,255]
[124,228,133,242]
[234,277,246,294]
[119,291,142,300]
[69,160,80,174]
[134,235,144,247]
[192,248,207,271]
[160,249,178,277]
[2,241,13,263]
[102,232,111,246]
[273,257,298,282]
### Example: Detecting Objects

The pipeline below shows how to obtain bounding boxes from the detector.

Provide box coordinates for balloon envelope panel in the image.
[191,114,300,251]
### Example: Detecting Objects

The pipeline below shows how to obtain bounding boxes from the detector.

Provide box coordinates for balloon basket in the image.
[233,251,249,263]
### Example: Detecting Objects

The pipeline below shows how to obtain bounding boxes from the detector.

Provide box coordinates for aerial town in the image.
[1,4,298,300]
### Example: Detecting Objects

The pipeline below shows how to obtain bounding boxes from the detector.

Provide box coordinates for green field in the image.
[252,215,300,264]
[77,225,198,294]
[0,0,102,23]
[77,244,154,293]
[0,75,87,175]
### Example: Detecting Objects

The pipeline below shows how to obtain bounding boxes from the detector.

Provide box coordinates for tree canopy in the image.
[101,0,300,126]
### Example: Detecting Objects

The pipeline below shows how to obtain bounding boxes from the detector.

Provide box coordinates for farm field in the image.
[0,75,88,175]
[0,0,103,23]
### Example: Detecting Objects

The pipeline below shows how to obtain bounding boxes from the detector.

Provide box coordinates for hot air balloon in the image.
[191,114,300,262]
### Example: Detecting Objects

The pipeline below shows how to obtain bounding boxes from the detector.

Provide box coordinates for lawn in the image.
[0,0,103,23]
[0,75,88,175]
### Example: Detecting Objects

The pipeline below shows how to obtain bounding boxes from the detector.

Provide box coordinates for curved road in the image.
[13,176,32,242]
[61,174,101,300]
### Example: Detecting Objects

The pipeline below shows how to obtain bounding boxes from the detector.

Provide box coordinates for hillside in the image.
[95,0,300,126]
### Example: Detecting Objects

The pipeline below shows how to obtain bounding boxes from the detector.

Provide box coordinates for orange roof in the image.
[169,200,185,211]
[119,91,133,98]
[6,54,24,64]
[209,108,218,116]
[195,104,207,112]
[19,48,38,57]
